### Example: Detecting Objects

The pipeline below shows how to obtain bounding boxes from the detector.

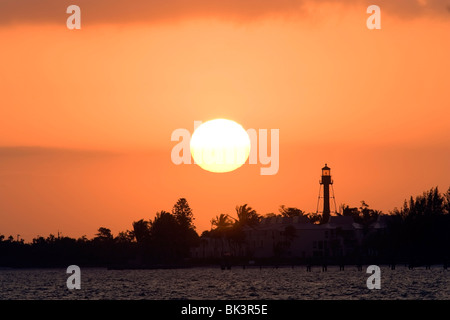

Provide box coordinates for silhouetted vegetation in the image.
[0,198,199,268]
[1,187,450,268]
[363,186,450,266]
[278,205,305,218]
[0,229,138,268]
[338,201,381,227]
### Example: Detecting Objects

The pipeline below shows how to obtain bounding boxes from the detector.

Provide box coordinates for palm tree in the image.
[279,205,305,217]
[132,219,150,244]
[211,214,233,230]
[209,214,234,257]
[235,204,261,226]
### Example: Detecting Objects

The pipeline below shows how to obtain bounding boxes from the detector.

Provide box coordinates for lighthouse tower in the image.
[316,164,336,223]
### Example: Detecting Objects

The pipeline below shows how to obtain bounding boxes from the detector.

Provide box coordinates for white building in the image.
[191,215,366,261]
[243,215,364,260]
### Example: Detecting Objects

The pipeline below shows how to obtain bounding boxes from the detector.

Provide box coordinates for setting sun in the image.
[190,119,251,173]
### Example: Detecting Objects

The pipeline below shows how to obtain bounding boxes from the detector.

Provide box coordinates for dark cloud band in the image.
[0,0,448,26]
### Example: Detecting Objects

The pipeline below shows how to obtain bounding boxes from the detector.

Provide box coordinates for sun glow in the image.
[190,119,251,173]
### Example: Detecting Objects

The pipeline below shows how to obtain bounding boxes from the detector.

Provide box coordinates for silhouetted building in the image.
[243,216,364,259]
[191,216,368,261]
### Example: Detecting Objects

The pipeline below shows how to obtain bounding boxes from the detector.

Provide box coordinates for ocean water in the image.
[0,265,449,300]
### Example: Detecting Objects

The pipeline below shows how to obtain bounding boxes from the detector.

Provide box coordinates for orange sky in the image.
[1,1,449,241]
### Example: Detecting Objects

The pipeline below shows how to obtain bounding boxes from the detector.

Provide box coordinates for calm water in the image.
[0,265,449,300]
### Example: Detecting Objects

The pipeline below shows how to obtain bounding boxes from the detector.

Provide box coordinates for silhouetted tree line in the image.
[0,198,198,268]
[0,228,136,268]
[363,186,450,266]
[1,187,449,268]
[131,198,199,266]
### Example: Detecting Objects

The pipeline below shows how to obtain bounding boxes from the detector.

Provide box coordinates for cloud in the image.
[0,146,119,158]
[0,0,448,26]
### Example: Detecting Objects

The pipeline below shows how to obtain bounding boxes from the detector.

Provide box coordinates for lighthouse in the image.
[317,163,336,224]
